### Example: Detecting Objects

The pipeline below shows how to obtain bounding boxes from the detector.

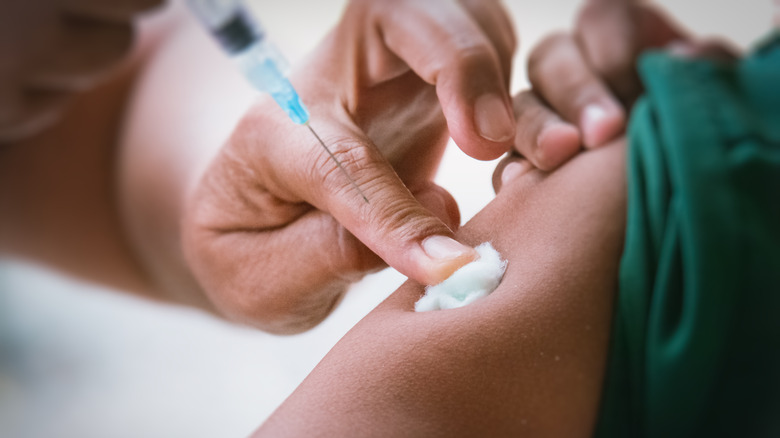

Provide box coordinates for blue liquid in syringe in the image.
[210,7,310,124]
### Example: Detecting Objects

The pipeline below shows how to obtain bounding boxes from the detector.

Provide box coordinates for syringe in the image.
[187,0,369,204]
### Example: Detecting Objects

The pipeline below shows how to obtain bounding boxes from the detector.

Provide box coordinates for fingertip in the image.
[499,160,529,187]
[474,93,516,143]
[492,155,534,194]
[536,122,581,170]
[451,129,513,160]
[580,103,625,148]
[417,235,479,285]
[450,95,515,161]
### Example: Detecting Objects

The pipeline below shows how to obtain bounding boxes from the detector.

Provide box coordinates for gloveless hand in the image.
[497,0,690,174]
[182,0,518,333]
[495,1,737,192]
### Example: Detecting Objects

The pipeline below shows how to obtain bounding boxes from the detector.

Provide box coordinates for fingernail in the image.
[422,235,474,260]
[421,236,478,283]
[537,122,581,170]
[580,104,622,148]
[500,161,526,187]
[474,93,515,143]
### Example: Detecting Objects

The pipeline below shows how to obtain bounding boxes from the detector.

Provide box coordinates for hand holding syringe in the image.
[182,0,523,332]
[188,0,368,202]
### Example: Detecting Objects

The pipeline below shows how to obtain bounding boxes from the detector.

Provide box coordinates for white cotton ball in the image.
[414,242,507,312]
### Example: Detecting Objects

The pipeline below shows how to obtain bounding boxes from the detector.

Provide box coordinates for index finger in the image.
[242,102,478,286]
[374,0,516,160]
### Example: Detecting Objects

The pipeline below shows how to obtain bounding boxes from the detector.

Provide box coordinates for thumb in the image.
[297,122,477,286]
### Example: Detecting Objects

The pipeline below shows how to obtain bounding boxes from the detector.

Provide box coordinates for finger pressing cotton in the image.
[415,242,507,312]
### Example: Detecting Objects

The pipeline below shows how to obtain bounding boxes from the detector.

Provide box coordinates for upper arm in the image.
[255,139,627,437]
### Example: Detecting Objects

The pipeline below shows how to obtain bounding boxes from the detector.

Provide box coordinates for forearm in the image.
[255,139,627,437]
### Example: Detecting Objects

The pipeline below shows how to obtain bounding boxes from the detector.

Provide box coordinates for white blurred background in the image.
[0,0,772,437]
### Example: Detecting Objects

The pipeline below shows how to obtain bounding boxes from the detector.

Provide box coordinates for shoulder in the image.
[0,0,168,143]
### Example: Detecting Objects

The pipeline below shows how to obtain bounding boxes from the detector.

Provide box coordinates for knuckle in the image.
[439,41,504,93]
[527,40,607,114]
[559,75,603,109]
[575,20,638,81]
[449,40,497,72]
[369,194,447,245]
[592,50,635,82]
[464,0,518,59]
[308,135,377,198]
[527,32,570,83]
[463,0,517,37]
[513,90,546,121]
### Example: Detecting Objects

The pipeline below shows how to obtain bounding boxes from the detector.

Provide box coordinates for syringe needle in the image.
[306,123,370,204]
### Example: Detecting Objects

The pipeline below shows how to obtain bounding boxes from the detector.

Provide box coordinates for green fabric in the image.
[596,33,780,437]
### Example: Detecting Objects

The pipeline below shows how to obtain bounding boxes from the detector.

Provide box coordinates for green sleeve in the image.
[596,33,780,437]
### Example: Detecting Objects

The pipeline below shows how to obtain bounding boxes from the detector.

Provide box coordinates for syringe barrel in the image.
[234,41,310,124]
[187,0,309,124]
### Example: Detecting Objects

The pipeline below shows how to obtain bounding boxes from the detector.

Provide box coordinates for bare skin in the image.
[254,136,627,437]
[0,0,681,334]
[1,0,742,334]
[251,8,761,433]
[0,0,519,331]
[510,2,690,172]
[1,0,552,334]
